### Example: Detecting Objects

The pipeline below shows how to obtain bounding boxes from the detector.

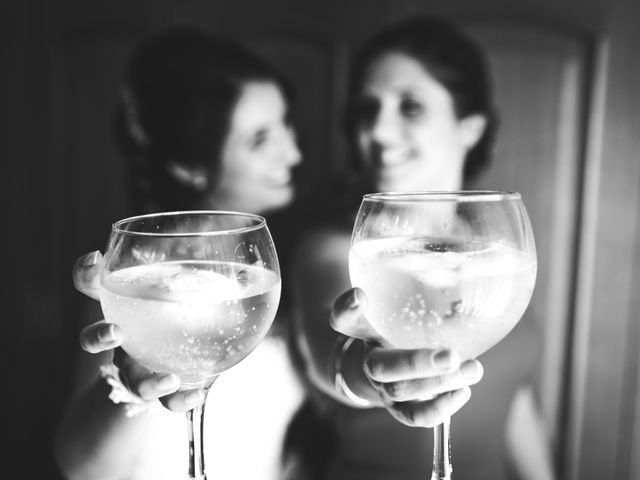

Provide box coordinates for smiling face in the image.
[208,81,302,214]
[355,51,485,193]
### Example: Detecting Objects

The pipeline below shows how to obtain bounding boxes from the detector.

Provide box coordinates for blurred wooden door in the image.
[4,0,638,478]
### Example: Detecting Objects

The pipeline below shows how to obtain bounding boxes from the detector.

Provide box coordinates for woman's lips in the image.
[265,170,292,187]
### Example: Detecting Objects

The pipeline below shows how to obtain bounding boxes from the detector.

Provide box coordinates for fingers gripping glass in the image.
[100,211,281,480]
[349,192,537,480]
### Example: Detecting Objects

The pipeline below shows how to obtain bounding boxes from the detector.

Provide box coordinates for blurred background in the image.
[2,0,639,478]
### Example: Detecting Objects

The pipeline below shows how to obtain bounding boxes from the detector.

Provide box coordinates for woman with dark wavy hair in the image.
[55,27,305,480]
[289,16,545,480]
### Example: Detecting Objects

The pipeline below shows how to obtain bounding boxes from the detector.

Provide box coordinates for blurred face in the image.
[210,81,301,214]
[355,51,484,192]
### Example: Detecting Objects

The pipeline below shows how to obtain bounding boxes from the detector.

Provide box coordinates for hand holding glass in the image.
[100,211,281,480]
[349,191,537,480]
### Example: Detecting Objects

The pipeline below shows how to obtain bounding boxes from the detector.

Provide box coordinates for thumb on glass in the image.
[330,287,387,346]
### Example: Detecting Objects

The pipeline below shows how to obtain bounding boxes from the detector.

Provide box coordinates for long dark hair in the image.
[114,27,293,212]
[345,16,498,183]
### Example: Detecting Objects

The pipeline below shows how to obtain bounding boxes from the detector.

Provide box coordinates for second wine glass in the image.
[100,211,281,480]
[349,191,537,480]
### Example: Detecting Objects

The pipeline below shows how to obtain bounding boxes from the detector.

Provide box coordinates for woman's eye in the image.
[248,129,268,150]
[400,97,424,118]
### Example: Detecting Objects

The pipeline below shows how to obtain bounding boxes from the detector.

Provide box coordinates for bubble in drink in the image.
[349,236,536,358]
[100,260,281,386]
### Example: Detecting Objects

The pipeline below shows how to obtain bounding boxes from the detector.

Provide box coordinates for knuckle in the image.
[383,381,403,400]
[135,377,156,400]
[429,374,447,390]
[404,349,430,374]
[403,350,420,372]
[406,378,436,399]
[389,403,417,427]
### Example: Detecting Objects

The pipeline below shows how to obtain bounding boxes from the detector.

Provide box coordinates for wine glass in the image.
[99,211,281,480]
[348,191,537,480]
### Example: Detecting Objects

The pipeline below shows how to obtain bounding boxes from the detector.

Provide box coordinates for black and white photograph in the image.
[3,0,639,479]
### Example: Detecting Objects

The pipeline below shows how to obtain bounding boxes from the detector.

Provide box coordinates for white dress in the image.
[131,334,305,480]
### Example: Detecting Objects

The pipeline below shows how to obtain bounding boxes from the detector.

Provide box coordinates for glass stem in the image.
[186,382,214,480]
[431,417,452,480]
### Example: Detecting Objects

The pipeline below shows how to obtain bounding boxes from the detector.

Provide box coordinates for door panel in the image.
[464,22,591,451]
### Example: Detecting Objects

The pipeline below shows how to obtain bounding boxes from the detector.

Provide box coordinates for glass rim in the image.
[362,190,521,202]
[111,210,267,237]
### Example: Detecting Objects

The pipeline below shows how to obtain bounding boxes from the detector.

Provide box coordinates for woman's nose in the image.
[282,130,302,166]
[368,107,401,145]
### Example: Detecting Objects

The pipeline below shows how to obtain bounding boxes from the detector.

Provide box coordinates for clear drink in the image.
[349,236,536,358]
[100,260,281,386]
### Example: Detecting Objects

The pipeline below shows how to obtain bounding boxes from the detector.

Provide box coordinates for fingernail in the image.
[460,360,481,379]
[82,250,100,267]
[98,324,117,343]
[452,386,472,404]
[156,374,180,392]
[433,349,454,370]
[185,390,206,406]
[347,289,360,309]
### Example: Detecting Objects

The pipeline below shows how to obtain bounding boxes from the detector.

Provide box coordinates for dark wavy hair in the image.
[345,16,498,183]
[114,27,293,212]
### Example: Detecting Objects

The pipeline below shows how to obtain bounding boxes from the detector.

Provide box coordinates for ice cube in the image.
[413,267,459,289]
[408,252,462,289]
[166,270,243,301]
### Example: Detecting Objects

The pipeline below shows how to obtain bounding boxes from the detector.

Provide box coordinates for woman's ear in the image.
[166,161,209,191]
[459,114,488,151]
